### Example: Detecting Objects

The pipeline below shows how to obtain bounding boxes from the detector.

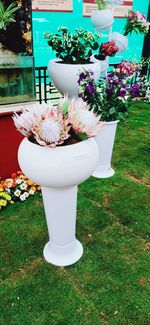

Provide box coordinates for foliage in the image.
[95,0,123,10]
[78,69,131,122]
[124,10,150,36]
[0,171,41,210]
[0,1,18,30]
[96,0,108,10]
[44,26,101,64]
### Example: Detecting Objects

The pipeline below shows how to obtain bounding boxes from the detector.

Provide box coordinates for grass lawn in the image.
[0,102,150,325]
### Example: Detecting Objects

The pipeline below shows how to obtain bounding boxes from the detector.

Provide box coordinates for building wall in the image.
[32,0,149,67]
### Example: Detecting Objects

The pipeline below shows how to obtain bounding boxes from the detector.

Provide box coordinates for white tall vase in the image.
[48,59,101,98]
[111,32,128,53]
[92,120,119,179]
[91,9,114,31]
[18,138,99,266]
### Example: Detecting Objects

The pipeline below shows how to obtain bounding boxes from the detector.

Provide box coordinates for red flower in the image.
[11,173,17,179]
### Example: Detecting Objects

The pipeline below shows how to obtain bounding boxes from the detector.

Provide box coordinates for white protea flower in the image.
[68,98,102,137]
[13,102,54,137]
[32,107,71,147]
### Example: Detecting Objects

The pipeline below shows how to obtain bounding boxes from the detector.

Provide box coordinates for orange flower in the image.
[20,175,27,180]
[37,186,41,191]
[0,184,3,189]
[27,179,33,186]
[30,186,36,192]
[12,182,17,188]
[2,182,8,189]
[11,173,17,179]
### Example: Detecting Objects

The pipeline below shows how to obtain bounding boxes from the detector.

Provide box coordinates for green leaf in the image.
[109,107,116,115]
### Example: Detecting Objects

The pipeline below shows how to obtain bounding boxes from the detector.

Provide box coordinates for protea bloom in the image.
[13,98,102,147]
[68,98,102,137]
[13,102,52,137]
[32,108,70,147]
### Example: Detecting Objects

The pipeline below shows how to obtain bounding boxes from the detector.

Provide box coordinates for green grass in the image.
[0,102,150,325]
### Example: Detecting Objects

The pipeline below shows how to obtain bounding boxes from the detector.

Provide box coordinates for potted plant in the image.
[0,1,19,64]
[91,0,114,31]
[44,26,101,97]
[13,98,102,266]
[78,69,131,178]
[123,9,150,36]
[92,40,119,73]
[111,9,149,53]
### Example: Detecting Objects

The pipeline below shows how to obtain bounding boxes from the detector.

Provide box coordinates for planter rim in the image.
[92,8,113,13]
[49,58,98,66]
[22,136,96,151]
[101,120,119,125]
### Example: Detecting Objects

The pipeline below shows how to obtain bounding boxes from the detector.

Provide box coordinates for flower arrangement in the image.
[78,69,130,122]
[44,26,101,64]
[113,59,150,99]
[114,60,140,78]
[0,171,41,210]
[13,98,102,147]
[123,10,150,36]
[94,40,119,60]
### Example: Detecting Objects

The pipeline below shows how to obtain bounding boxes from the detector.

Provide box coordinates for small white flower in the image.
[16,179,22,184]
[24,192,29,198]
[29,189,35,195]
[14,190,21,197]
[20,183,27,190]
[20,194,26,201]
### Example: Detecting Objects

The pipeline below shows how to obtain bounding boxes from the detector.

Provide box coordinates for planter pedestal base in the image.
[42,186,83,267]
[44,240,83,267]
[92,166,115,179]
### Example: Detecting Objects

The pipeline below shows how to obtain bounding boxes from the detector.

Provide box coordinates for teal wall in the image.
[32,0,149,67]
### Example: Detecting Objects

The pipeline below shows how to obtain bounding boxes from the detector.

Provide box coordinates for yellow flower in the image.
[10,200,14,204]
[0,199,7,207]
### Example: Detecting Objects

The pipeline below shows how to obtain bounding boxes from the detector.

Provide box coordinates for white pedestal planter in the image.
[91,55,109,74]
[48,59,101,98]
[92,120,119,179]
[18,138,99,266]
[91,9,114,31]
[111,32,128,53]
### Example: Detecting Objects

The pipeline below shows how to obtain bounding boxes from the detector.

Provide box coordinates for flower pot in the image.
[92,120,119,179]
[18,137,99,266]
[91,9,114,31]
[111,32,128,53]
[91,55,109,74]
[48,59,101,98]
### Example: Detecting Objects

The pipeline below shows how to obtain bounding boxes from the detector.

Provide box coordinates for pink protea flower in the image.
[68,98,102,137]
[32,108,70,147]
[13,102,53,136]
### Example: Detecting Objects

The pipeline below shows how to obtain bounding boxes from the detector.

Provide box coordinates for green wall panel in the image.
[32,0,149,67]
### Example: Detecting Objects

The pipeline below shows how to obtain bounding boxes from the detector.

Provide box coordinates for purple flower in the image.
[130,84,140,97]
[106,87,113,96]
[86,82,96,94]
[119,87,127,97]
[78,70,94,84]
